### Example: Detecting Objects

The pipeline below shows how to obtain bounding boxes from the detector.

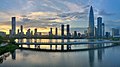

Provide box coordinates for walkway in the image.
[16,41,120,45]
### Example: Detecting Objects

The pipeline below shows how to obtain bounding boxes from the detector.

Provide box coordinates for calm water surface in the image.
[0,39,120,67]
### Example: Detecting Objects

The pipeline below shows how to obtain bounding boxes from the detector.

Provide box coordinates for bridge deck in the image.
[16,41,120,45]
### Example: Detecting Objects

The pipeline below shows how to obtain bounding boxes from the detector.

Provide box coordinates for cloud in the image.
[98,10,115,16]
[104,20,120,31]
[0,0,111,33]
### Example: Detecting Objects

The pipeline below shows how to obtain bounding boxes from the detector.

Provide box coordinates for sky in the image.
[0,0,120,34]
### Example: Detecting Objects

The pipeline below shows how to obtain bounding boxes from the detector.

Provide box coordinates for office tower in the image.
[74,31,77,37]
[31,31,33,36]
[20,25,24,36]
[26,29,31,37]
[34,28,37,36]
[11,17,16,35]
[84,30,88,37]
[49,28,52,36]
[95,27,97,37]
[88,6,94,38]
[17,29,20,34]
[105,32,110,38]
[102,23,105,37]
[66,24,70,36]
[55,27,58,36]
[61,24,64,36]
[97,17,102,38]
[35,28,37,33]
[78,33,81,37]
[112,28,119,36]
[20,25,23,33]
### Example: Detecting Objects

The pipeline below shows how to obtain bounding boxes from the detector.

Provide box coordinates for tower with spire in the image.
[88,6,95,38]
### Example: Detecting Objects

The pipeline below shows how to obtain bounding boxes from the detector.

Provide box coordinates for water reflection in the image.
[97,44,105,62]
[11,51,16,60]
[88,43,95,67]
[88,43,106,67]
[1,44,120,67]
[0,51,16,64]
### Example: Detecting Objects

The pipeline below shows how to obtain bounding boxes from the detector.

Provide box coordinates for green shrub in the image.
[0,44,18,55]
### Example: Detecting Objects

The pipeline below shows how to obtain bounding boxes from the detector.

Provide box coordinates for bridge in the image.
[16,41,120,45]
[16,40,120,51]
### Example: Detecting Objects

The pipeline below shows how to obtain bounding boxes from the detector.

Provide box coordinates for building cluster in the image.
[112,28,120,37]
[49,24,81,38]
[95,17,105,38]
[0,6,119,39]
[88,6,105,38]
[9,17,82,38]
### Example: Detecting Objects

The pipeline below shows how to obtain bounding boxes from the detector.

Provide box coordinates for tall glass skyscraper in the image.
[97,17,102,37]
[11,17,16,36]
[20,25,23,33]
[88,6,94,38]
[55,27,58,36]
[102,23,105,37]
[66,24,70,36]
[61,24,64,36]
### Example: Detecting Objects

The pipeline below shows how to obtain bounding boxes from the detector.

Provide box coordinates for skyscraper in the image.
[66,24,70,36]
[11,17,16,36]
[74,31,77,37]
[97,17,102,38]
[55,27,58,36]
[88,6,94,38]
[49,28,53,36]
[17,29,20,34]
[61,24,64,36]
[34,28,37,36]
[26,29,31,37]
[20,25,23,33]
[20,25,24,37]
[112,28,119,36]
[102,23,105,37]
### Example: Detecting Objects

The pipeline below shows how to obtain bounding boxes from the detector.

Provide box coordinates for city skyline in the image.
[0,0,120,34]
[1,1,120,67]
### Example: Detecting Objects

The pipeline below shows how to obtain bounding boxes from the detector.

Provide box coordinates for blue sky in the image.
[0,0,120,33]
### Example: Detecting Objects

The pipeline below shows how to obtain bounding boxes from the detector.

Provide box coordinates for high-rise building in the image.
[20,25,23,33]
[74,31,77,37]
[31,31,33,36]
[26,29,31,37]
[55,27,58,36]
[66,24,70,36]
[34,28,37,35]
[105,32,110,38]
[17,29,20,34]
[61,24,64,36]
[78,33,81,37]
[97,17,102,37]
[95,27,97,37]
[112,28,119,36]
[49,28,53,36]
[102,23,105,37]
[11,17,16,35]
[88,6,94,38]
